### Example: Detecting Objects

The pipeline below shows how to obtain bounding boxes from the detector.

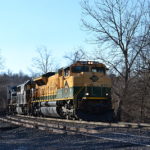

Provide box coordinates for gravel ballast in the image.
[0,120,149,150]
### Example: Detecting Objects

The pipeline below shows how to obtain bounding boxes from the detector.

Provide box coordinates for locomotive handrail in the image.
[74,86,85,99]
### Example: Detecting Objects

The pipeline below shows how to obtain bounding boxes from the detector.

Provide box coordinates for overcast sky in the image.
[0,0,95,74]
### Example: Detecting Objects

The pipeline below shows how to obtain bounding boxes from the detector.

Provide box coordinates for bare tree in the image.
[64,48,87,64]
[30,46,54,76]
[81,0,150,120]
[137,37,150,122]
[139,40,150,72]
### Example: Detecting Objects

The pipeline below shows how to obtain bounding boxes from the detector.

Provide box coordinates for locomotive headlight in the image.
[85,92,89,96]
[106,93,109,96]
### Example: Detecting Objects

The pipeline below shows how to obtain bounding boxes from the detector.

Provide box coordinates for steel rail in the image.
[16,114,150,129]
[80,133,150,147]
[109,132,150,139]
[0,115,150,148]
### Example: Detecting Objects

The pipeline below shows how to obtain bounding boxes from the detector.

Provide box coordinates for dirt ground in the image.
[0,120,148,150]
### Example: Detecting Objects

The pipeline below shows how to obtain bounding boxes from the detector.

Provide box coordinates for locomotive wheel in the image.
[59,100,76,120]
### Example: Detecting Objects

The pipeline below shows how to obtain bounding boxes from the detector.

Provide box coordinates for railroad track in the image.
[0,115,150,148]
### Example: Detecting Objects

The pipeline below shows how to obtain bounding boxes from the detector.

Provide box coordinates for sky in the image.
[0,0,95,74]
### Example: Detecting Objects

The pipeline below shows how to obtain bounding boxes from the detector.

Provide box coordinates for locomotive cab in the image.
[59,61,111,101]
[16,80,34,115]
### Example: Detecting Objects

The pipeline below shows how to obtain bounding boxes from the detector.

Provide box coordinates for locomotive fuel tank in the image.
[40,101,60,117]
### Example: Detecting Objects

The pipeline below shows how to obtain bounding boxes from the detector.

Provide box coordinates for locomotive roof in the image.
[42,72,55,77]
[34,61,107,81]
[73,61,105,65]
[62,61,106,70]
[17,80,32,87]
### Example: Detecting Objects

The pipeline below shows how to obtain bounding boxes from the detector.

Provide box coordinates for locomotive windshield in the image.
[12,93,17,96]
[72,66,89,73]
[91,67,105,73]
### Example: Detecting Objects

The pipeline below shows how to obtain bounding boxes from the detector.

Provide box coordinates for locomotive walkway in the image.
[0,115,150,148]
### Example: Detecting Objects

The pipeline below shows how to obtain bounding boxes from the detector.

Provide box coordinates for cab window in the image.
[12,93,17,96]
[72,66,89,73]
[91,67,105,73]
[64,67,70,76]
[17,86,21,92]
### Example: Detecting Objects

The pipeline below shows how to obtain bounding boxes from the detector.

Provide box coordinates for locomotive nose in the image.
[89,75,99,82]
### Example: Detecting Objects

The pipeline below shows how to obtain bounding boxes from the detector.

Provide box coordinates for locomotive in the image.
[7,61,114,121]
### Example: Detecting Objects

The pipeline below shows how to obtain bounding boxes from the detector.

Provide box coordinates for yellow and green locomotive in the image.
[8,61,113,121]
[32,61,113,121]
